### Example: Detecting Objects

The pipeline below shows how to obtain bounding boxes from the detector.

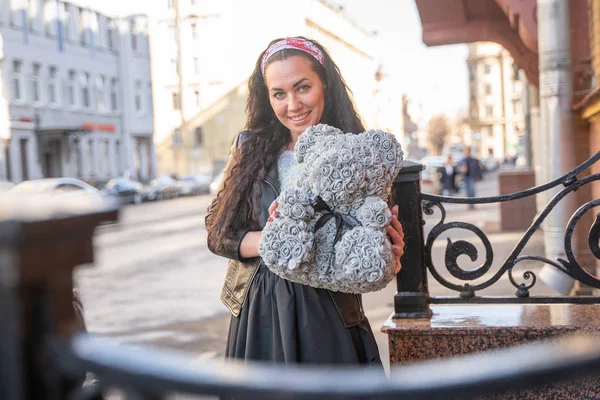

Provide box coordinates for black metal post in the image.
[393,161,431,318]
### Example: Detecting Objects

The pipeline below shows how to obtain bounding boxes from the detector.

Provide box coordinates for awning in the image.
[35,127,87,135]
[414,0,539,86]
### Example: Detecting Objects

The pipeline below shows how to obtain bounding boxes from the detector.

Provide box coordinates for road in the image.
[76,171,551,366]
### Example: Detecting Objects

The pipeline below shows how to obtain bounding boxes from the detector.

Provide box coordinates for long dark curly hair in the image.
[206,37,365,251]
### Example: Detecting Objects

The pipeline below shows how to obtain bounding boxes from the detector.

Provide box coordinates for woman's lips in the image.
[288,111,311,123]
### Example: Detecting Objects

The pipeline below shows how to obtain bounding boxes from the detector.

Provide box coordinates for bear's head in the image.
[294,124,404,208]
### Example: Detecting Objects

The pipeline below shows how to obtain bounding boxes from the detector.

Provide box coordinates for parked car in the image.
[419,156,445,183]
[209,171,225,195]
[176,174,211,196]
[144,176,179,201]
[0,180,15,191]
[11,177,102,199]
[103,177,144,205]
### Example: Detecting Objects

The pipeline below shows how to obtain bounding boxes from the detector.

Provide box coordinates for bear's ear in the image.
[365,129,404,176]
[295,124,343,163]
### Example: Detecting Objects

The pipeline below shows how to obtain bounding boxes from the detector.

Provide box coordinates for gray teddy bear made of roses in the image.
[258,124,404,294]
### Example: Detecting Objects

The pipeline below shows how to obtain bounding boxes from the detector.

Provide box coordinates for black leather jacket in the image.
[206,133,365,327]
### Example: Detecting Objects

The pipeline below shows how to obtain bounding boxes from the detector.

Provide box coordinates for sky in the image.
[335,0,469,120]
[93,0,469,121]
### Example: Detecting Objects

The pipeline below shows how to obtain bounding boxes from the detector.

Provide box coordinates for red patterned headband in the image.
[261,38,326,75]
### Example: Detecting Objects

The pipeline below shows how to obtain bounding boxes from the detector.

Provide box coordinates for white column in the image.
[537,0,577,294]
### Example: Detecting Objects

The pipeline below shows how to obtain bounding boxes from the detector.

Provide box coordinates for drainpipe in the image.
[498,53,507,160]
[519,69,534,169]
[175,0,184,176]
[537,0,577,294]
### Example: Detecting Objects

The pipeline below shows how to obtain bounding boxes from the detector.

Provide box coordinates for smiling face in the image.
[264,55,325,145]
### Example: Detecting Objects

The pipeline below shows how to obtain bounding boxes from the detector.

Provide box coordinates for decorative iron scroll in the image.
[421,151,600,301]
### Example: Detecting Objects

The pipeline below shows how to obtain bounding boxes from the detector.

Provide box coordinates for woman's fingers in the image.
[389,205,404,274]
[394,257,402,274]
[267,200,279,223]
[268,200,278,215]
[387,218,405,249]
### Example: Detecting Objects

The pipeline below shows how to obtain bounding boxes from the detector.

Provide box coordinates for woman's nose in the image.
[288,94,301,111]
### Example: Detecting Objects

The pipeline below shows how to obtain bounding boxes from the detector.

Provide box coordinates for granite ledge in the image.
[382,304,600,335]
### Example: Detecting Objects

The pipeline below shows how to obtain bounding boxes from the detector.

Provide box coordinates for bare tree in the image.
[427,114,451,155]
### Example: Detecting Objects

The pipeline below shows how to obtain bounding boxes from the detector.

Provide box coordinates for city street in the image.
[76,170,552,367]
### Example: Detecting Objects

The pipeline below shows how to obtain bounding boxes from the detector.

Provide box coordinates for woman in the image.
[205,37,405,366]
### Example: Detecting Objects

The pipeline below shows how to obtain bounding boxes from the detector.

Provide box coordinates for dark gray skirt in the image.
[225,263,382,365]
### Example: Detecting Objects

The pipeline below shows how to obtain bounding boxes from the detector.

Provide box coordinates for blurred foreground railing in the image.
[49,332,600,399]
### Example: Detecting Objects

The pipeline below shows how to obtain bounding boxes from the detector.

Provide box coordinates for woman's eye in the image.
[274,92,285,100]
[298,85,310,92]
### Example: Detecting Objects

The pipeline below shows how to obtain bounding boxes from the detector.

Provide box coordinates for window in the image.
[55,184,84,194]
[12,60,24,102]
[194,90,200,107]
[110,78,118,111]
[194,126,203,147]
[170,58,178,75]
[168,25,176,42]
[167,0,174,8]
[67,70,76,106]
[484,84,491,95]
[130,20,137,51]
[78,7,86,45]
[172,91,181,110]
[63,3,71,41]
[48,66,58,105]
[191,0,197,4]
[115,140,121,173]
[484,64,491,74]
[90,12,99,44]
[44,0,56,36]
[147,83,153,114]
[31,63,41,103]
[469,65,476,81]
[486,105,493,116]
[107,18,114,50]
[87,139,94,175]
[172,128,181,146]
[512,99,521,114]
[193,56,199,74]
[134,80,143,112]
[103,139,110,176]
[81,72,90,108]
[96,75,106,111]
[190,22,197,39]
[28,0,43,33]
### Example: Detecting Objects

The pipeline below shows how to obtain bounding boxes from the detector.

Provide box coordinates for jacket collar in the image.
[266,158,280,191]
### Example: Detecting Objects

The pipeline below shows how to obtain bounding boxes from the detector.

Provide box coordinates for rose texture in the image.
[258,123,403,294]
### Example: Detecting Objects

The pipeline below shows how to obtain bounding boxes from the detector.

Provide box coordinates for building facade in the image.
[0,0,155,184]
[466,42,525,161]
[149,0,379,177]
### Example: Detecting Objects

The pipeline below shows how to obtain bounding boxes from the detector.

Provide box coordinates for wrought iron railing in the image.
[392,152,600,317]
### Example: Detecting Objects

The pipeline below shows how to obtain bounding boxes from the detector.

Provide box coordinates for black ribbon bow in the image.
[312,196,362,242]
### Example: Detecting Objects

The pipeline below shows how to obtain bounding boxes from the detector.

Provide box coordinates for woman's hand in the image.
[386,205,405,274]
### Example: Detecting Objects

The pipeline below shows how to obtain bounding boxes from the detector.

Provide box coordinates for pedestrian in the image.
[459,146,482,209]
[440,154,457,196]
[205,37,405,369]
